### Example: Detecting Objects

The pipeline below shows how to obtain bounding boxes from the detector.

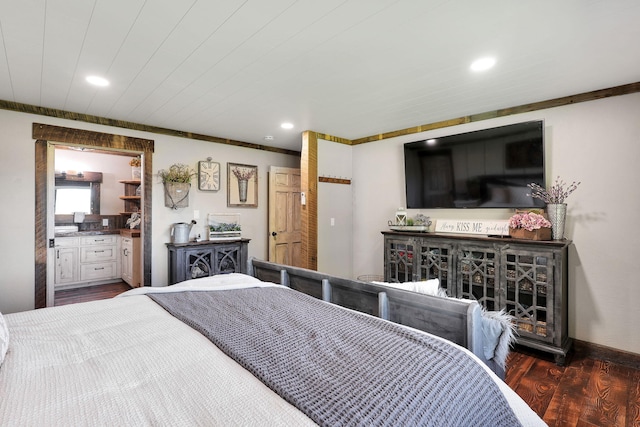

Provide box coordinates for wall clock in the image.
[198,159,220,191]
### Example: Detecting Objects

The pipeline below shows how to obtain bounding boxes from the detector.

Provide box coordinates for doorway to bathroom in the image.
[33,123,154,308]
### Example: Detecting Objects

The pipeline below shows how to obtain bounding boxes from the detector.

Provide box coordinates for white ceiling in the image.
[1,0,639,152]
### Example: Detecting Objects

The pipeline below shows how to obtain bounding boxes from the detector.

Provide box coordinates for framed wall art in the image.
[227,163,257,207]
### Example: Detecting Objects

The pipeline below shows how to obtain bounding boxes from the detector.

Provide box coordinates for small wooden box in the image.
[509,227,551,241]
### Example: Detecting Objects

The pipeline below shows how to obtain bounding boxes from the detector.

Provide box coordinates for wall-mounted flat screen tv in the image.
[404,120,545,209]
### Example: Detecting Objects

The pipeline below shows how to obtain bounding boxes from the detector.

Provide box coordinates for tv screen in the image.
[404,121,545,209]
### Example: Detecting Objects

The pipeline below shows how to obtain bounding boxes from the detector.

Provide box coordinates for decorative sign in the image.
[435,219,510,236]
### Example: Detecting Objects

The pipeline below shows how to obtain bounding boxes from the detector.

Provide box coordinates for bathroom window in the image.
[55,186,92,214]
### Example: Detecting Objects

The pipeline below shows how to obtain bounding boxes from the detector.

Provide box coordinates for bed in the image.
[248,258,515,379]
[0,259,546,426]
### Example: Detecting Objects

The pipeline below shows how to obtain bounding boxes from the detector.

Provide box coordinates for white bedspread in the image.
[0,295,315,426]
[0,274,545,426]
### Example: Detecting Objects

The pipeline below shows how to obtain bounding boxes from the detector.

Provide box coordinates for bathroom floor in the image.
[54,282,132,306]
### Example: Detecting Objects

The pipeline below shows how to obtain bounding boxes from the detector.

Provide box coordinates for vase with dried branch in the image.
[232,166,256,203]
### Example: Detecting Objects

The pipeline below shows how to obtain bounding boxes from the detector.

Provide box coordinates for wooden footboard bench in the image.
[248,258,504,378]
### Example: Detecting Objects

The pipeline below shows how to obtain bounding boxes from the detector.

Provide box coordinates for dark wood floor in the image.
[54,281,132,306]
[55,283,640,426]
[506,346,640,426]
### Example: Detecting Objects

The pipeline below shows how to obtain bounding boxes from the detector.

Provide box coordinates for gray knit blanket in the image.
[149,287,523,427]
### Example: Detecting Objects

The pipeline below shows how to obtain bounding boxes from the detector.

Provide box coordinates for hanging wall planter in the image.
[164,182,191,209]
[158,164,196,210]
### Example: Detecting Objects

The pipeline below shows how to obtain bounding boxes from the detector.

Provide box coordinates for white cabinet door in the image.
[121,237,132,285]
[55,247,78,285]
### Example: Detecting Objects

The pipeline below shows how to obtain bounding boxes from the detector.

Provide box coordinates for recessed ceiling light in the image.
[470,57,496,72]
[280,122,294,129]
[86,75,109,87]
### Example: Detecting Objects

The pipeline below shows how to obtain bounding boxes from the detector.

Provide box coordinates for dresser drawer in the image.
[56,237,80,247]
[80,262,117,281]
[81,235,118,246]
[80,246,118,263]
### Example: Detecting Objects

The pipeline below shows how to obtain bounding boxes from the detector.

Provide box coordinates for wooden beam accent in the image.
[300,131,318,271]
[33,123,154,151]
[351,82,640,145]
[318,176,351,185]
[55,171,103,183]
[0,100,301,156]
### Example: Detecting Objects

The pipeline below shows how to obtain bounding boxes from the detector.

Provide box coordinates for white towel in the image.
[73,212,85,223]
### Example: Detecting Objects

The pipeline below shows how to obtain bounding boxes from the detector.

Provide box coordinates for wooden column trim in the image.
[301,131,318,271]
[34,140,48,308]
[141,149,153,287]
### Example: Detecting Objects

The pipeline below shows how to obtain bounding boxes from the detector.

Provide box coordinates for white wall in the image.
[317,139,353,278]
[151,136,299,287]
[0,109,299,314]
[350,92,640,355]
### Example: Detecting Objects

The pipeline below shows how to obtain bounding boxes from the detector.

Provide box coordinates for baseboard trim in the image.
[573,339,640,370]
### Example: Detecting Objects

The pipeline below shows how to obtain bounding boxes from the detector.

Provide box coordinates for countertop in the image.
[119,228,141,238]
[54,229,140,237]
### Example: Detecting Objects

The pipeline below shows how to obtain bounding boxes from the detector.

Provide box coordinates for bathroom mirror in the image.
[54,172,102,215]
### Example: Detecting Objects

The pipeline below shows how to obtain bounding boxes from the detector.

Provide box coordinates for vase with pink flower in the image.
[508,210,552,240]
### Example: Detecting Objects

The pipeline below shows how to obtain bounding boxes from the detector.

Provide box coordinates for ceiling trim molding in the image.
[6,80,640,154]
[1,99,301,157]
[312,132,352,145]
[351,81,640,145]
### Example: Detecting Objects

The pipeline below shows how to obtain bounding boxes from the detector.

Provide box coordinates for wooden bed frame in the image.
[248,258,504,378]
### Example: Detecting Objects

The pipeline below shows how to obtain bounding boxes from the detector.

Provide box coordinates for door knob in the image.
[271,231,277,237]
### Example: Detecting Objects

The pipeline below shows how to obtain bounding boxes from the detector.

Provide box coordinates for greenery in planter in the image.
[158,163,196,183]
[209,222,242,232]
